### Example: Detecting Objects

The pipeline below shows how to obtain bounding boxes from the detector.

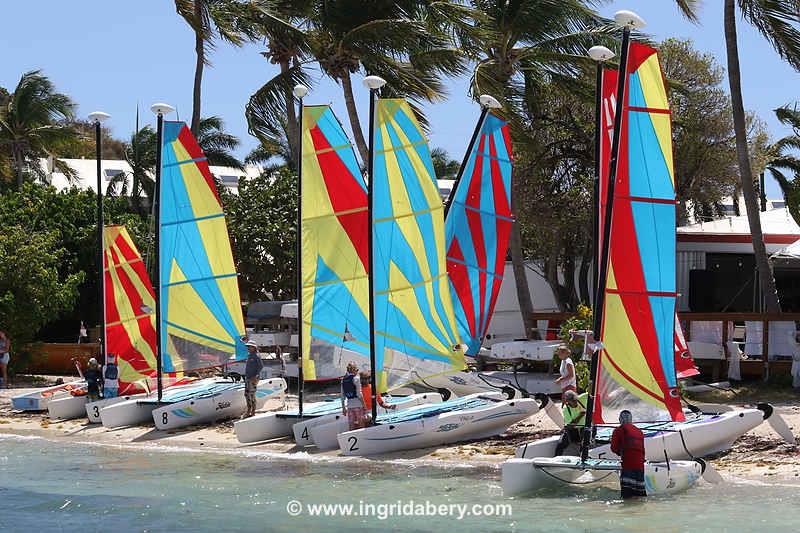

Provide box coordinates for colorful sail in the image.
[445,112,513,355]
[598,63,698,386]
[595,42,684,423]
[158,121,246,373]
[372,99,466,391]
[300,105,370,380]
[104,225,161,394]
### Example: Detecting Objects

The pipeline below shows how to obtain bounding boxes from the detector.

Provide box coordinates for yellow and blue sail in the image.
[158,121,246,372]
[300,105,370,380]
[596,43,683,422]
[372,99,465,392]
[445,112,513,355]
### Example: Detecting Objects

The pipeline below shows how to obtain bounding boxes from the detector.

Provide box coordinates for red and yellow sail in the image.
[104,225,162,394]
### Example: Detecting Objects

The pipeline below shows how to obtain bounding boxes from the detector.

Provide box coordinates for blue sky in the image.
[2,1,798,196]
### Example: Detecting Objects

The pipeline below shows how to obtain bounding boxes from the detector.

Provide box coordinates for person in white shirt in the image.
[554,345,577,393]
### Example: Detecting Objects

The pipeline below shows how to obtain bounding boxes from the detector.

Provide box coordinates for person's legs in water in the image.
[620,469,646,499]
[554,427,581,456]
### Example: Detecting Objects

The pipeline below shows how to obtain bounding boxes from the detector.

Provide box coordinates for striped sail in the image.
[595,43,684,423]
[372,99,466,392]
[300,105,370,380]
[103,225,161,394]
[445,112,513,355]
[159,121,246,373]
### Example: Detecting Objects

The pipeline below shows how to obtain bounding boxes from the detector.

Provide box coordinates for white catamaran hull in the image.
[85,393,147,423]
[335,393,540,456]
[233,400,333,444]
[515,408,770,462]
[99,378,219,428]
[47,394,89,420]
[502,456,702,497]
[296,393,443,449]
[11,381,85,411]
[152,378,287,430]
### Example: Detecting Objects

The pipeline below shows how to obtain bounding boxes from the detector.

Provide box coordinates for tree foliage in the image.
[221,168,297,302]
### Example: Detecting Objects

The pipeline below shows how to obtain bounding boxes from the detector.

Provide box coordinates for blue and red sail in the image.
[445,112,513,355]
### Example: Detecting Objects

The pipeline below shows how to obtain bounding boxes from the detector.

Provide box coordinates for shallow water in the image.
[0,434,797,532]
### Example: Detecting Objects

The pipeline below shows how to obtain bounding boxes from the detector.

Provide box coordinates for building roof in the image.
[677,208,800,253]
[38,158,263,194]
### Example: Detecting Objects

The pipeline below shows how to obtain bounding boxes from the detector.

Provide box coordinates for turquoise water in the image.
[1,434,798,532]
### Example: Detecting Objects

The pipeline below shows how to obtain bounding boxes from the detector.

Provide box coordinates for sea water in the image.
[0,434,797,532]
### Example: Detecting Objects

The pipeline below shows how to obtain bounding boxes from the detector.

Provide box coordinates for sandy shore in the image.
[1,384,798,483]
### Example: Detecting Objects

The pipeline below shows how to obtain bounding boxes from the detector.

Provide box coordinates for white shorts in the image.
[0,352,9,365]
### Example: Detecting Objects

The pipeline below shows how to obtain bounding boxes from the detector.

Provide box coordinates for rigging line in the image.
[535,466,617,485]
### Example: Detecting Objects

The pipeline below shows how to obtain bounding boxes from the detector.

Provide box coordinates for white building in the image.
[37,157,263,194]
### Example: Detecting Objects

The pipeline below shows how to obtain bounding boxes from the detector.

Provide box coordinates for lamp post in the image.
[293,83,309,417]
[582,11,646,462]
[363,74,387,424]
[150,102,175,401]
[587,45,615,293]
[88,111,111,366]
[443,95,502,217]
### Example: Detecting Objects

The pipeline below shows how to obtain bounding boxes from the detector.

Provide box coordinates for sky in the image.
[2,1,798,197]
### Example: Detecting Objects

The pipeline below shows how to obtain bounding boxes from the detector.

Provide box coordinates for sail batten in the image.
[158,121,246,373]
[445,112,513,355]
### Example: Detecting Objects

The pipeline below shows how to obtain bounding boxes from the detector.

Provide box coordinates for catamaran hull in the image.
[502,456,702,497]
[335,395,540,456]
[296,393,444,449]
[11,381,85,411]
[233,401,332,444]
[515,409,768,462]
[152,379,287,431]
[47,395,88,420]
[85,393,146,423]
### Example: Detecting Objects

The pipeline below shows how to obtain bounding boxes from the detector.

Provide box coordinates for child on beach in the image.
[84,358,104,401]
[554,345,577,393]
[359,370,396,424]
[341,363,366,430]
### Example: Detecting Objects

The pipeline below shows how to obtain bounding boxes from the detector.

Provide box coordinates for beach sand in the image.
[1,384,798,482]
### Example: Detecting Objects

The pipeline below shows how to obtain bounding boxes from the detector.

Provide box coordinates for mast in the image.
[582,11,644,462]
[150,103,175,401]
[293,84,308,416]
[443,95,502,218]
[363,75,387,424]
[89,111,110,366]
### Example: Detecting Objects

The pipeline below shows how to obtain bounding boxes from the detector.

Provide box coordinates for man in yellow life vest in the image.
[555,390,588,456]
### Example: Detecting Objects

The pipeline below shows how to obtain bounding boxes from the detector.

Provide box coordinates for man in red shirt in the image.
[610,410,646,498]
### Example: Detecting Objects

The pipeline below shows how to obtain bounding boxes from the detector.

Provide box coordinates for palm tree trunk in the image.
[724,0,781,312]
[509,210,536,337]
[283,59,299,171]
[340,73,369,164]
[190,0,205,136]
[13,144,24,187]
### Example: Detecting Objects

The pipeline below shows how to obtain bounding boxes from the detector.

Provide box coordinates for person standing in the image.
[554,345,577,393]
[340,362,366,430]
[243,340,263,418]
[84,358,104,401]
[610,410,647,499]
[0,331,10,388]
[359,369,395,424]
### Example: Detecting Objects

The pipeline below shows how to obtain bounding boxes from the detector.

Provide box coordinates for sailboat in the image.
[312,94,540,456]
[235,102,442,445]
[502,23,708,496]
[100,114,285,429]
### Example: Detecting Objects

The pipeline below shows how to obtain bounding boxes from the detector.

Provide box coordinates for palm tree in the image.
[124,125,158,215]
[174,0,249,135]
[196,116,243,169]
[244,114,294,172]
[766,104,800,225]
[720,0,800,312]
[463,0,610,337]
[0,70,79,189]
[431,147,460,180]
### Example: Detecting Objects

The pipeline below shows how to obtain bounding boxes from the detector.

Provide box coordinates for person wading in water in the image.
[611,409,647,499]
